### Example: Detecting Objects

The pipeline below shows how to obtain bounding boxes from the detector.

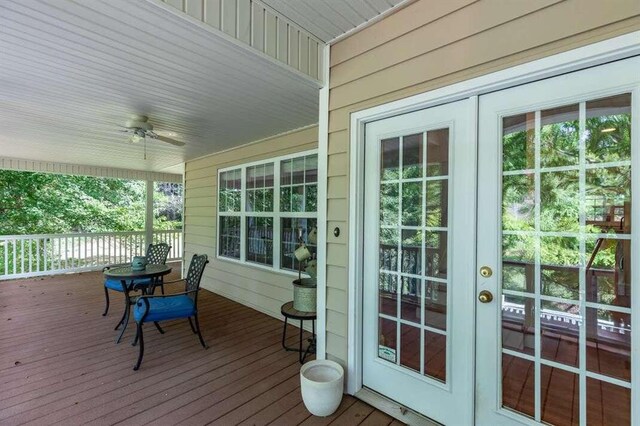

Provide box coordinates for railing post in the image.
[145,179,154,249]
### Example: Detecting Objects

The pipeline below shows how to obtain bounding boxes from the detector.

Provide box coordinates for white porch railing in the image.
[0,230,182,280]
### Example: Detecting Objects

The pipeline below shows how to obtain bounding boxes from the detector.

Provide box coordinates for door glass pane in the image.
[541,366,579,426]
[540,236,580,300]
[379,228,398,271]
[502,234,535,293]
[502,354,535,418]
[585,93,631,163]
[503,173,535,231]
[425,281,446,331]
[540,104,579,167]
[503,113,535,172]
[402,133,423,179]
[402,182,422,225]
[381,137,400,180]
[502,295,535,356]
[379,273,397,317]
[500,93,632,424]
[401,276,421,323]
[377,127,450,383]
[426,180,448,227]
[586,378,630,425]
[424,330,446,382]
[586,308,631,381]
[400,325,421,371]
[540,301,580,367]
[378,318,397,364]
[401,229,422,275]
[426,129,449,176]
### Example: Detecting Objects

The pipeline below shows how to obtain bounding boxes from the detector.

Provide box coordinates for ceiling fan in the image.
[121,115,185,147]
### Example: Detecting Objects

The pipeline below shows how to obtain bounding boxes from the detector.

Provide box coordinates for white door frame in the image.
[346,30,640,397]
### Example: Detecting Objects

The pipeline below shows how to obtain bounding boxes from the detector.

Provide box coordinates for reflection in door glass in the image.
[502,354,535,418]
[540,104,579,167]
[500,93,632,424]
[586,378,631,425]
[541,366,579,426]
[377,128,450,383]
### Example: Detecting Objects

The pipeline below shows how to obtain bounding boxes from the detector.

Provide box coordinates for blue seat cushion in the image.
[104,278,153,292]
[134,295,195,323]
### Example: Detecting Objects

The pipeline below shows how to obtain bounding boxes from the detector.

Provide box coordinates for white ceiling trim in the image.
[0,157,183,183]
[327,0,417,45]
[260,0,407,43]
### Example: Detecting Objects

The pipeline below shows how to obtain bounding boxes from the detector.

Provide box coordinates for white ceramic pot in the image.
[300,360,344,417]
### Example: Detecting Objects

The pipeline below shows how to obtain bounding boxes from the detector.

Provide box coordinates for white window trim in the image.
[217,149,319,275]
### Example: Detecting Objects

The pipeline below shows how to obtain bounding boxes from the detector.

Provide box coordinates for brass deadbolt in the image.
[478,290,494,303]
[479,266,493,278]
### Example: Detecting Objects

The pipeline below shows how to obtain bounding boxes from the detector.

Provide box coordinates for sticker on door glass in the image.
[378,345,397,363]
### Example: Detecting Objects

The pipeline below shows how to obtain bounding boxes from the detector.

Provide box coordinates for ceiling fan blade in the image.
[154,134,186,146]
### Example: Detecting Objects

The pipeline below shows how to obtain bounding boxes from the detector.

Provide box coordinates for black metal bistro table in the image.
[103,264,171,344]
[281,301,316,363]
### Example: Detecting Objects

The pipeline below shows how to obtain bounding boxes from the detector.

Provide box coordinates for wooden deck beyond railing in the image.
[0,268,400,426]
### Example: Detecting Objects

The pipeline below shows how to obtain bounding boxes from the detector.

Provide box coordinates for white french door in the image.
[359,56,639,426]
[476,57,639,425]
[362,99,476,425]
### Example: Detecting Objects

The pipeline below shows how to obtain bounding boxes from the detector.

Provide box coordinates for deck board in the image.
[0,268,400,425]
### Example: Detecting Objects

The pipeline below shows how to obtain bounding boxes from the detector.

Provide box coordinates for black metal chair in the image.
[132,253,209,370]
[102,242,171,317]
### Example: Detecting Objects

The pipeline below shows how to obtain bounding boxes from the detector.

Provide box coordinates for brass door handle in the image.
[478,290,493,303]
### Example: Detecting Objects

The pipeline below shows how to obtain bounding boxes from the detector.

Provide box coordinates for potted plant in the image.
[292,226,317,312]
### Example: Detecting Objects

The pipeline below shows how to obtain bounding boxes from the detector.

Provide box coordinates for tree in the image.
[0,171,183,235]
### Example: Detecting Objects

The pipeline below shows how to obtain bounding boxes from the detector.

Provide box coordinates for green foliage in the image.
[502,109,631,304]
[0,171,183,235]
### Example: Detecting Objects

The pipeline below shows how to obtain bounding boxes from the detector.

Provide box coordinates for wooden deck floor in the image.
[0,267,401,426]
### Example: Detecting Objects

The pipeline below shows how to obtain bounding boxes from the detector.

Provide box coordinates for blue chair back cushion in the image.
[134,295,195,323]
[104,277,152,292]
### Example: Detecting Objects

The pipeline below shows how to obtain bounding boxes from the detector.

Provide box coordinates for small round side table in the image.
[281,301,316,364]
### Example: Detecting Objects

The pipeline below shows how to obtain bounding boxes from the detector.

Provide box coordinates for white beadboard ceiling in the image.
[260,0,406,42]
[0,0,320,175]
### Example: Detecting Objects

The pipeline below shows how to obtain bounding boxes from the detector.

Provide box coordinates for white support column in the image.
[145,179,154,249]
[316,43,330,361]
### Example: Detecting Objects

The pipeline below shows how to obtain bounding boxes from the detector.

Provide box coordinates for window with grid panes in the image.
[217,151,317,272]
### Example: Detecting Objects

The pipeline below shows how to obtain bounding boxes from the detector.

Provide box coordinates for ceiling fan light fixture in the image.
[129,133,145,144]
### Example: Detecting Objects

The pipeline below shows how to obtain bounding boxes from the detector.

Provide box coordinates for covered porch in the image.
[0,269,395,426]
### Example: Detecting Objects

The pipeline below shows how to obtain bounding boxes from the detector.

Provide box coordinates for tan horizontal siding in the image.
[323,0,640,367]
[328,130,348,155]
[327,287,348,315]
[327,199,347,221]
[184,196,216,208]
[327,176,348,199]
[327,265,347,291]
[329,0,640,111]
[327,221,347,245]
[330,0,475,67]
[329,0,561,88]
[327,309,348,338]
[183,125,318,322]
[326,332,348,363]
[327,152,348,177]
